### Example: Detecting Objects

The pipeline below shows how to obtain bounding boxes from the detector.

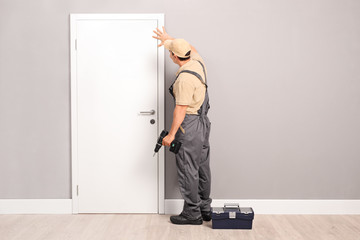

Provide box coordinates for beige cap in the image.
[164,39,191,58]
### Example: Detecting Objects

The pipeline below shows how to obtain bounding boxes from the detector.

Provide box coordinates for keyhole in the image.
[150,119,156,124]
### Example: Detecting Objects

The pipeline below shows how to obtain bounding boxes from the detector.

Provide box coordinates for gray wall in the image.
[0,0,359,199]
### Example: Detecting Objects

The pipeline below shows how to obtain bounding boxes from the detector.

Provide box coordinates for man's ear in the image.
[174,55,179,62]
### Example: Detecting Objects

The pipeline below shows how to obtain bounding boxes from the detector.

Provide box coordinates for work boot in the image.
[201,211,212,221]
[170,213,203,225]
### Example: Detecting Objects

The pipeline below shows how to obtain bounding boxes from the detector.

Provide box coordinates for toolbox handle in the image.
[224,203,239,209]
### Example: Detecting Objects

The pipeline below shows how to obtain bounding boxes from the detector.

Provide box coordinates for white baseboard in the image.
[0,199,72,214]
[2,199,359,214]
[165,199,360,215]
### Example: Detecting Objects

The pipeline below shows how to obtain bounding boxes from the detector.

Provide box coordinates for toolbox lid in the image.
[211,207,254,220]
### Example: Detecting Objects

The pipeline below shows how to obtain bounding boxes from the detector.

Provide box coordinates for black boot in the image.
[170,214,203,225]
[201,211,212,221]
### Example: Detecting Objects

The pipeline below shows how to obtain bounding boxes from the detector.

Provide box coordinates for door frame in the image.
[70,13,165,214]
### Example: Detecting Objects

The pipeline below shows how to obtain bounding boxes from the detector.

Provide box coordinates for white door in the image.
[70,14,164,213]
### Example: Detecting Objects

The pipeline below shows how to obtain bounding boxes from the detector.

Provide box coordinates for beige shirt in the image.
[173,52,208,115]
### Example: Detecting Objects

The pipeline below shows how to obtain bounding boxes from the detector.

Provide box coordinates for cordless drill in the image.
[153,130,182,156]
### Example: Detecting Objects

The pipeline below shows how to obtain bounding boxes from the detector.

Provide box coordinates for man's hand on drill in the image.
[162,134,175,147]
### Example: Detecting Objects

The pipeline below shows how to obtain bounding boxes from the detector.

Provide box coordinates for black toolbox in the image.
[211,203,254,229]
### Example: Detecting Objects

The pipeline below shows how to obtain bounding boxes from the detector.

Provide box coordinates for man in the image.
[153,27,212,225]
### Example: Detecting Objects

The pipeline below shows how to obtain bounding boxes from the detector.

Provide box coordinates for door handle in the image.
[139,109,155,115]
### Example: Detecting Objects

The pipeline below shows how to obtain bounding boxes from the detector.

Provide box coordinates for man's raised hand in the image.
[152,26,173,47]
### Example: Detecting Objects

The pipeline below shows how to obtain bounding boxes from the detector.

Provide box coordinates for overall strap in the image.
[174,59,208,87]
[175,70,208,88]
[170,59,209,103]
[195,60,207,83]
[194,60,210,116]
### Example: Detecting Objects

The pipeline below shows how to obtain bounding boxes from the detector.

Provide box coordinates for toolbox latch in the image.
[229,212,236,219]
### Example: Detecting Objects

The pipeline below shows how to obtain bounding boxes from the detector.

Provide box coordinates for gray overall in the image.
[169,60,212,220]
